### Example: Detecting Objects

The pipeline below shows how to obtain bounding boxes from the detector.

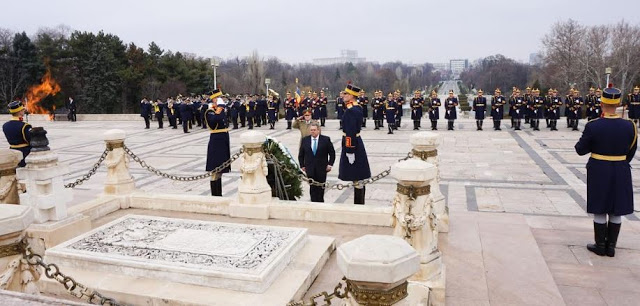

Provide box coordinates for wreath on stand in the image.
[262,136,303,200]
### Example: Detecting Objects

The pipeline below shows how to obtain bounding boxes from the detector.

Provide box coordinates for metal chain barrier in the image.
[286,277,349,306]
[123,144,243,181]
[64,148,110,189]
[20,240,124,306]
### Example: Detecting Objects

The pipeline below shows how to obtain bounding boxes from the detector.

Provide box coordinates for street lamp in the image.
[210,57,220,89]
[605,67,612,87]
[265,78,271,95]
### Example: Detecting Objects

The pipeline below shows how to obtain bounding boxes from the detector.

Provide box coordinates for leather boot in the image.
[587,222,608,256]
[606,222,621,257]
[354,186,365,205]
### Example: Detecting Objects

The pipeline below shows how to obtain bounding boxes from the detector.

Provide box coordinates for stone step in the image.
[442,211,565,306]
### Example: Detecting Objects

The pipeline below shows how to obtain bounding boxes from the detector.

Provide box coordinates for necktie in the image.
[312,138,317,156]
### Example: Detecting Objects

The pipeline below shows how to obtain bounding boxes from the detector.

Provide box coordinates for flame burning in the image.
[25,69,60,116]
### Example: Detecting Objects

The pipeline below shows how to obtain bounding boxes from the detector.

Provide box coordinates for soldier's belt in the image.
[342,133,361,137]
[10,143,29,149]
[210,128,229,134]
[591,153,626,161]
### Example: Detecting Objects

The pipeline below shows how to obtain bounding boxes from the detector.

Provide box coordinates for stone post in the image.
[410,132,448,232]
[0,150,23,204]
[0,204,39,294]
[17,127,71,223]
[337,235,430,306]
[103,129,135,195]
[231,131,271,219]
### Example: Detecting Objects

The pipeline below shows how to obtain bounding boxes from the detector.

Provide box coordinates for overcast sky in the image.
[2,0,639,64]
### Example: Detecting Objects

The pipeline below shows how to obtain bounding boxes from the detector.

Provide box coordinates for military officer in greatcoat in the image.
[626,86,640,126]
[490,88,505,131]
[410,90,424,130]
[575,87,637,258]
[472,89,487,131]
[428,90,441,130]
[444,90,459,130]
[3,101,32,167]
[339,83,371,205]
[204,89,231,197]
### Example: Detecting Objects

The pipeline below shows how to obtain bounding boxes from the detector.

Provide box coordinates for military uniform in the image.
[385,95,397,134]
[410,91,424,130]
[205,89,231,197]
[2,101,31,167]
[339,84,371,205]
[428,91,441,130]
[490,89,505,130]
[472,90,486,130]
[626,87,640,125]
[444,90,458,130]
[575,87,637,258]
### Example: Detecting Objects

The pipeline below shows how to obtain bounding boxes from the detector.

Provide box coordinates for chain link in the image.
[20,240,124,306]
[123,144,243,181]
[64,148,110,189]
[286,277,349,306]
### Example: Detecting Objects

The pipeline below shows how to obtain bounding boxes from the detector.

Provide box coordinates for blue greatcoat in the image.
[575,116,637,215]
[2,118,32,167]
[338,103,371,181]
[205,108,231,173]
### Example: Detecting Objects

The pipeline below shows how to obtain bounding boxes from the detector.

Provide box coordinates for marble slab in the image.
[45,215,307,293]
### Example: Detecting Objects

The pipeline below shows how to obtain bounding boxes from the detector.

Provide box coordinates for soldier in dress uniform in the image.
[428,90,441,130]
[372,90,384,130]
[410,90,424,130]
[444,90,459,130]
[509,89,525,130]
[394,90,404,129]
[547,89,563,131]
[339,83,371,205]
[385,93,397,134]
[284,92,296,130]
[319,90,328,127]
[336,92,346,130]
[153,99,164,129]
[569,89,584,131]
[490,88,505,130]
[3,101,32,167]
[575,87,637,257]
[140,97,152,129]
[530,89,545,131]
[626,86,640,126]
[472,89,487,131]
[267,95,278,130]
[205,89,231,197]
[358,90,369,128]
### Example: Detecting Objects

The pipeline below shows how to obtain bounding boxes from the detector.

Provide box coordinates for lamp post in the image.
[210,57,220,89]
[265,78,271,95]
[605,67,612,87]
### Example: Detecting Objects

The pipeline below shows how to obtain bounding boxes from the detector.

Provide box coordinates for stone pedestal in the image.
[0,150,23,204]
[0,204,38,294]
[103,129,135,195]
[337,235,423,306]
[235,131,272,218]
[17,128,71,224]
[410,132,448,233]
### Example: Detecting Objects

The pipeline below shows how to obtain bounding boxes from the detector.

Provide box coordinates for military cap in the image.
[344,83,362,97]
[8,101,24,114]
[210,88,222,99]
[602,87,622,105]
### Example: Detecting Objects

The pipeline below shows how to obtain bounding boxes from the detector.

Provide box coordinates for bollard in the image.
[103,129,135,195]
[0,204,38,294]
[410,132,448,232]
[0,150,23,204]
[337,235,421,306]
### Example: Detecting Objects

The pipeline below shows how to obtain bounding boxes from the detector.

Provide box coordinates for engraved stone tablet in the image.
[45,215,307,293]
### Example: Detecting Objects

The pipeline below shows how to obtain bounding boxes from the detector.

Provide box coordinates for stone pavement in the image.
[3,116,640,305]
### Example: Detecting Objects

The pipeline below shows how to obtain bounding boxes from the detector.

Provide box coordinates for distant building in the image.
[529,53,543,65]
[313,50,366,66]
[449,59,469,76]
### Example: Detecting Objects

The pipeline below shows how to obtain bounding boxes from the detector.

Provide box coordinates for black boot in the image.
[587,222,608,256]
[606,222,621,257]
[354,187,365,205]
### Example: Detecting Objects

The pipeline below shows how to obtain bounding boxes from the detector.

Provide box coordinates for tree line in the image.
[0,26,442,114]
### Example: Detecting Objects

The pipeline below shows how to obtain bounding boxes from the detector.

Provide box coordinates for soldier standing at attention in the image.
[410,90,424,130]
[205,89,230,197]
[575,87,637,258]
[339,83,371,205]
[626,86,640,126]
[3,101,32,167]
[490,88,505,131]
[428,90,441,131]
[444,90,459,130]
[472,89,487,131]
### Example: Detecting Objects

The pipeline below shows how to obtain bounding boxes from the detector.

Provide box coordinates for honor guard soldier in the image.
[267,95,278,129]
[524,87,532,124]
[205,89,231,197]
[472,89,487,130]
[410,90,424,130]
[444,90,459,130]
[385,93,397,134]
[490,88,505,130]
[530,89,545,131]
[153,99,164,129]
[339,83,371,205]
[428,90,441,130]
[140,97,152,129]
[3,101,32,167]
[510,89,525,130]
[167,98,178,129]
[394,90,404,129]
[372,90,384,130]
[336,92,346,130]
[311,92,321,121]
[284,92,296,130]
[319,90,328,127]
[626,86,640,126]
[358,90,369,128]
[569,90,584,131]
[547,89,563,131]
[575,87,637,258]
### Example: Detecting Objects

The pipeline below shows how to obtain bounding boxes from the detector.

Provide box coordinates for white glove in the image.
[346,153,355,165]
